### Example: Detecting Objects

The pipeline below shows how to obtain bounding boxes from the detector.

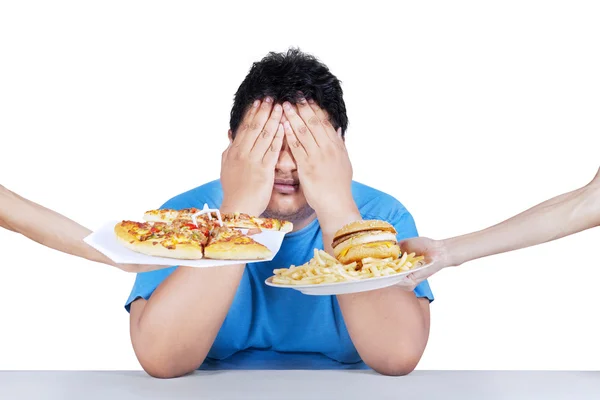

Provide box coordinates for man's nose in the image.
[275,136,297,172]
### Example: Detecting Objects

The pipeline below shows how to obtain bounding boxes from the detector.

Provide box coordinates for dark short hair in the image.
[229,48,348,137]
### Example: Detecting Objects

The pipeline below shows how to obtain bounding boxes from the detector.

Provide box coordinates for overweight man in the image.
[125,49,434,378]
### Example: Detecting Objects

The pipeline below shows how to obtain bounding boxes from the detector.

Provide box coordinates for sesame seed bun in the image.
[332,220,397,247]
[332,220,399,264]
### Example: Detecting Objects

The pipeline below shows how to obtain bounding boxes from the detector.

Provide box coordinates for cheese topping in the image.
[334,232,397,257]
[192,203,223,227]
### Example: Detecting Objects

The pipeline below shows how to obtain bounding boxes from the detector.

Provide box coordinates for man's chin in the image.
[262,204,314,223]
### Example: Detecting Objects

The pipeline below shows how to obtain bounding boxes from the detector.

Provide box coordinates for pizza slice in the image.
[218,212,257,229]
[143,208,201,223]
[144,208,225,228]
[251,216,293,233]
[114,220,208,259]
[204,226,272,260]
[143,208,293,233]
[221,212,293,233]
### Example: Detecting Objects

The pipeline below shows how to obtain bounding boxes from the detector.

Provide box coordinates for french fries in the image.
[271,249,425,285]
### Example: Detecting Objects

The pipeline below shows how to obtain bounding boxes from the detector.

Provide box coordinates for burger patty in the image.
[332,230,397,250]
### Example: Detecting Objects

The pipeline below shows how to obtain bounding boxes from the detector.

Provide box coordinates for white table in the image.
[0,370,597,399]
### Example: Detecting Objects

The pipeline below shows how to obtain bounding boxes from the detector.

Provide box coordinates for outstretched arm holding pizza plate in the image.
[0,184,162,273]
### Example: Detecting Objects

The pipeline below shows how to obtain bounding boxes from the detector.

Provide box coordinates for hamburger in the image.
[332,220,400,265]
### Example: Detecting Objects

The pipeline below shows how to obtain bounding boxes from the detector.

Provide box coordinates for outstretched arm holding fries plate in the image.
[397,167,600,289]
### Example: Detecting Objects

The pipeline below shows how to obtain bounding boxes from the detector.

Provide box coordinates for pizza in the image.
[221,212,294,233]
[114,213,273,260]
[204,226,273,260]
[143,209,293,233]
[114,220,208,259]
[143,208,201,223]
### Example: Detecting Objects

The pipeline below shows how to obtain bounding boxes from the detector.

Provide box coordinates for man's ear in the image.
[228,129,234,143]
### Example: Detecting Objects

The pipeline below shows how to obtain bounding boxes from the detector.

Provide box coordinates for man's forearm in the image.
[337,288,429,375]
[130,264,245,378]
[445,180,600,267]
[0,185,115,266]
[318,206,430,376]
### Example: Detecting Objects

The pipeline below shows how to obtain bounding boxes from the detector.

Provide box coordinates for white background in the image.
[1,0,599,371]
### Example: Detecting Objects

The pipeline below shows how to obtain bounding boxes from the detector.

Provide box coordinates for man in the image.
[125,49,434,378]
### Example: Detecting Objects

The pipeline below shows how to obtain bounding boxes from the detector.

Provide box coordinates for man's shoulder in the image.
[351,181,418,237]
[160,179,223,210]
[351,181,410,219]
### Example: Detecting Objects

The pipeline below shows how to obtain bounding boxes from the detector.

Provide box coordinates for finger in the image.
[283,120,308,162]
[398,239,419,254]
[407,270,430,284]
[233,99,261,144]
[263,123,285,166]
[308,99,339,141]
[396,275,417,291]
[296,97,329,146]
[283,102,319,156]
[120,263,164,273]
[238,97,274,151]
[251,103,283,158]
[410,264,443,282]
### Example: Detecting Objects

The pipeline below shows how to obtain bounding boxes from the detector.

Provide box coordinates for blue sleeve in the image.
[390,210,435,303]
[124,195,205,312]
[124,266,178,312]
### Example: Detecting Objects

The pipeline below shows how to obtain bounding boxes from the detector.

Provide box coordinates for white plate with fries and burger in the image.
[266,220,433,295]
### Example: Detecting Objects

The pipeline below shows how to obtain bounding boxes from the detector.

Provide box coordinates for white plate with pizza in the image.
[265,219,433,295]
[84,205,292,268]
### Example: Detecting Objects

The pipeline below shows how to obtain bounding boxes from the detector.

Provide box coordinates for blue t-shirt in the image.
[125,180,434,370]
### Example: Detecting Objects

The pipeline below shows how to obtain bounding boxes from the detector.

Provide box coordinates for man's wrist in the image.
[315,201,362,236]
[219,201,263,217]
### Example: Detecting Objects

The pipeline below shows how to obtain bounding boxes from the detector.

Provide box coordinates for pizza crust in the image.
[114,223,204,260]
[223,220,258,230]
[204,240,272,260]
[143,210,181,223]
[279,221,293,233]
[144,209,293,233]
[226,217,294,233]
